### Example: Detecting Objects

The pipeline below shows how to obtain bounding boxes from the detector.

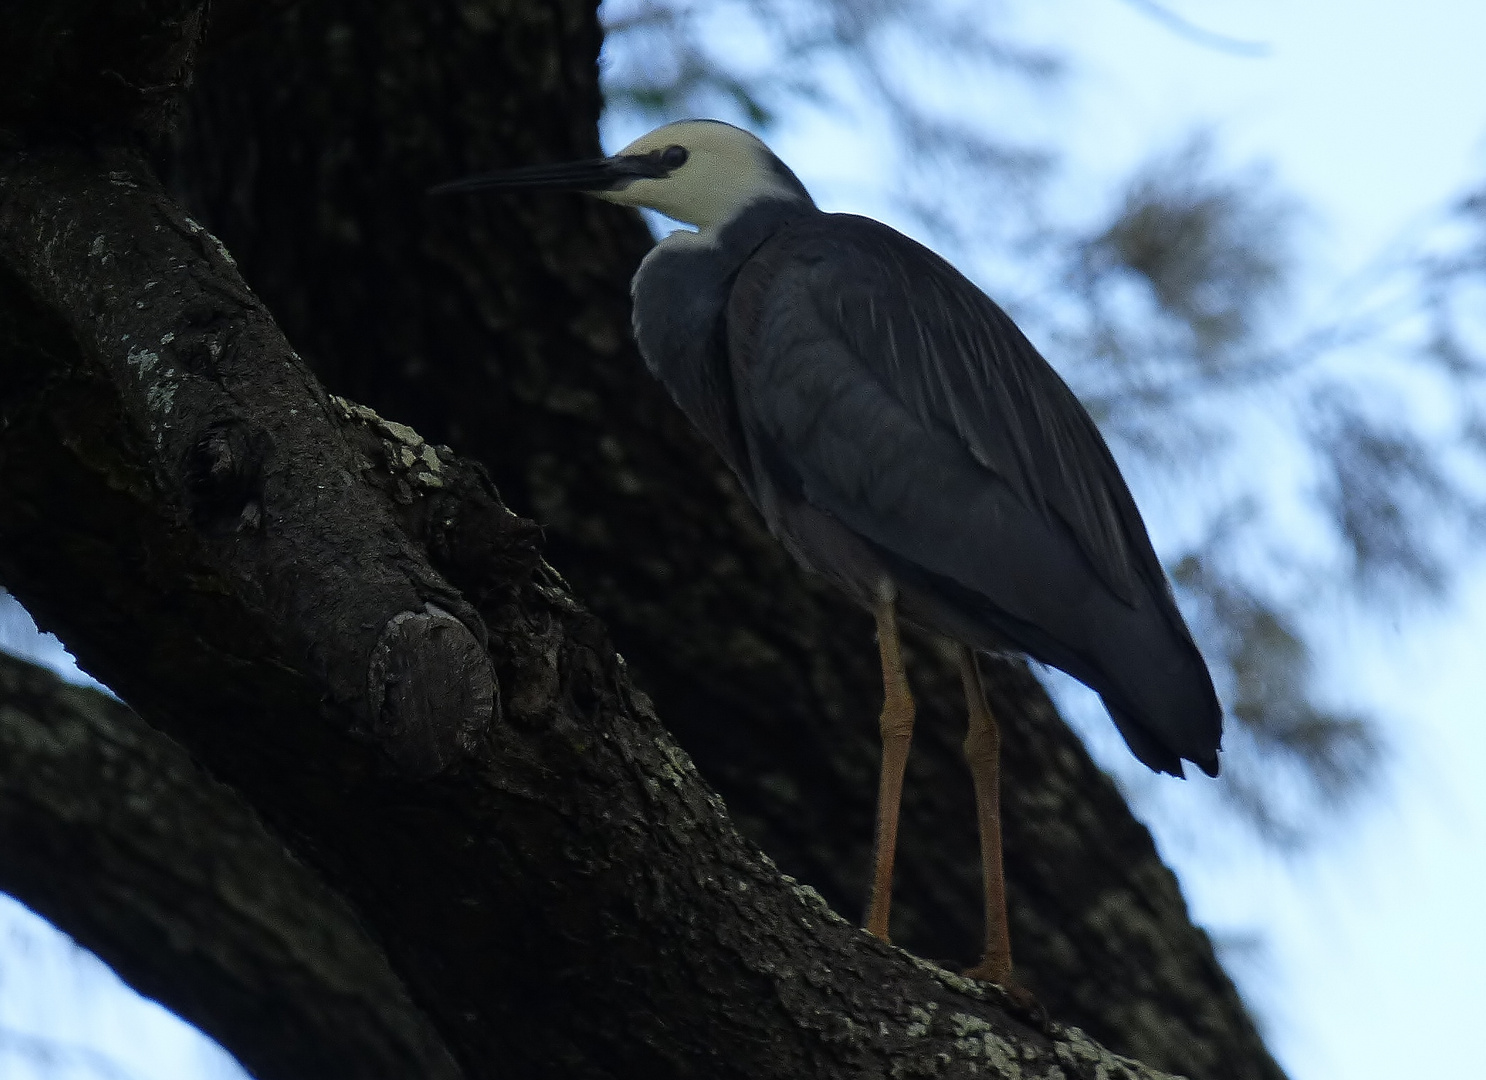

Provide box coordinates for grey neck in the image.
[702,197,816,269]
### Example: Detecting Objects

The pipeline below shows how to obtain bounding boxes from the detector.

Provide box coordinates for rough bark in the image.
[0,132,1176,1078]
[160,3,1285,1078]
[0,651,463,1080]
[0,1,1283,1078]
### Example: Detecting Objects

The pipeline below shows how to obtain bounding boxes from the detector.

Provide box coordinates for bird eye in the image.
[660,144,689,169]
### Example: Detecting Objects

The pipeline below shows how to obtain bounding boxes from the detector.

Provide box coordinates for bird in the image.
[432,119,1223,986]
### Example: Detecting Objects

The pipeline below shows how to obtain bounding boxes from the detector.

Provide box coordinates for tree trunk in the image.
[0,1,1284,1078]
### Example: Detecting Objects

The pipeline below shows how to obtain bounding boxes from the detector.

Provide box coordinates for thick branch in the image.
[161,3,1283,1077]
[0,142,496,780]
[0,143,1173,1079]
[0,2,1279,1077]
[0,650,463,1080]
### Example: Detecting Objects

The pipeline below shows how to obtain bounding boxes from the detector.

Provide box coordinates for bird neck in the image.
[662,197,816,268]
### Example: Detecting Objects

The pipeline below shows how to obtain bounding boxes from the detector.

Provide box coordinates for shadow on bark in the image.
[0,1,1285,1078]
[155,3,1282,1078]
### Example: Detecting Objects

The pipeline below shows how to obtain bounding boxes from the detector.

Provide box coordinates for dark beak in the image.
[429,153,667,197]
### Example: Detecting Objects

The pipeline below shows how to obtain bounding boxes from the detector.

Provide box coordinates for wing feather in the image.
[735,213,1160,606]
[724,212,1221,775]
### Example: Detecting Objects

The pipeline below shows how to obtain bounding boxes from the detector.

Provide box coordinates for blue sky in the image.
[3,2,1485,1078]
[957,3,1486,1077]
[1010,6,1486,1078]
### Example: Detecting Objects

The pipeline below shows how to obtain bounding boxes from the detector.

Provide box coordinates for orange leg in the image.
[863,590,916,942]
[957,644,1014,985]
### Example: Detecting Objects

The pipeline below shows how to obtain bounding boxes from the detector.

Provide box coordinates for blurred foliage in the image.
[1420,182,1486,449]
[599,0,1486,846]
[1087,139,1289,361]
[1056,136,1297,460]
[602,0,1062,122]
[1110,0,1268,57]
[1173,539,1380,847]
[1307,388,1454,598]
[601,0,1059,214]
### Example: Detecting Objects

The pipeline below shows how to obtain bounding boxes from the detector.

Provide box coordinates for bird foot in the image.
[960,964,1048,1029]
[960,957,1010,984]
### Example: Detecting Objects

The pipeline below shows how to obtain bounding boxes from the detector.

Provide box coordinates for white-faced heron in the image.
[434,120,1223,986]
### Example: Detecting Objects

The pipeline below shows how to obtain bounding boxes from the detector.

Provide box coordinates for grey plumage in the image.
[434,119,1225,978]
[435,116,1222,780]
[636,197,1220,778]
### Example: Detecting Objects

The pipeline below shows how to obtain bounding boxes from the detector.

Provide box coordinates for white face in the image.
[599,120,807,230]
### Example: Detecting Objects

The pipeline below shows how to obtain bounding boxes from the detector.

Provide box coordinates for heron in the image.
[433,120,1222,986]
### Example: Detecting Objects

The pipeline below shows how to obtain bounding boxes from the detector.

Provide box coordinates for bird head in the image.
[431,119,813,231]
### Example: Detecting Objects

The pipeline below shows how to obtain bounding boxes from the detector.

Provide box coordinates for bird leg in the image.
[863,590,915,942]
[957,644,1014,985]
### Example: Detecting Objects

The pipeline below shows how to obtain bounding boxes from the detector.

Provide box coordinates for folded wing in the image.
[727,213,1222,776]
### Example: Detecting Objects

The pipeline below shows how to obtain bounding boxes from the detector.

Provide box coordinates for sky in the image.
[952,3,1486,1078]
[3,2,1485,1078]
[996,5,1486,1078]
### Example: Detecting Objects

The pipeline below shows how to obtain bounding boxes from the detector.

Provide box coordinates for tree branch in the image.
[0,142,498,779]
[0,650,463,1080]
[159,3,1283,1076]
[0,1,1282,1077]
[0,139,1176,1079]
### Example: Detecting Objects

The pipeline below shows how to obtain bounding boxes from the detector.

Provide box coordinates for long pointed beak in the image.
[429,154,664,197]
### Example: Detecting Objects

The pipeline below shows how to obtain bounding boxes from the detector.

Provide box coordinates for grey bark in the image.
[0,1,1283,1078]
[0,135,1172,1079]
[161,3,1284,1077]
[0,650,463,1080]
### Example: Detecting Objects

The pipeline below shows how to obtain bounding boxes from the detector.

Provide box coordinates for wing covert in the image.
[730,213,1161,607]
